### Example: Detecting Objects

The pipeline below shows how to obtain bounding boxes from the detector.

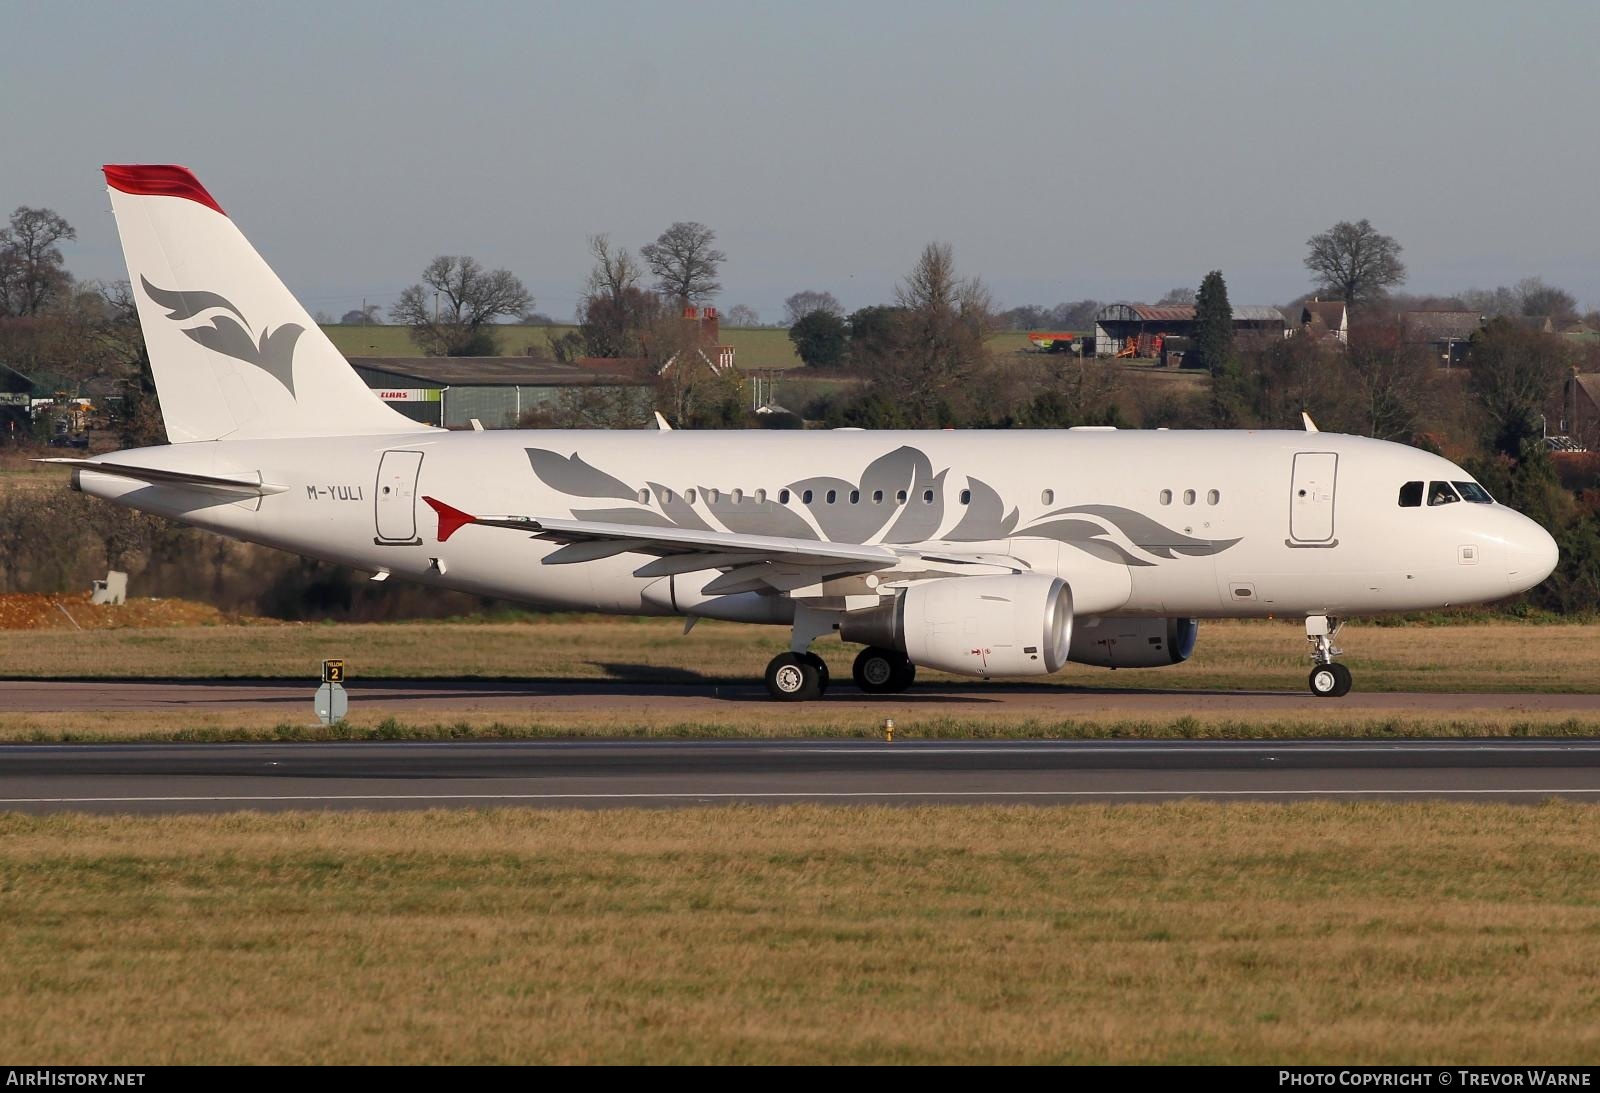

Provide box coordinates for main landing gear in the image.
[763,647,916,700]
[851,646,916,694]
[1305,614,1352,698]
[762,606,917,700]
[764,651,831,701]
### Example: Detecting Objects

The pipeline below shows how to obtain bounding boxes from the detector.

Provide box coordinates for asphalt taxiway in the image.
[3,678,1598,716]
[2,738,1599,813]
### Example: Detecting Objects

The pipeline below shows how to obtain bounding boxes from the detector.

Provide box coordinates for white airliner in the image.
[49,165,1559,700]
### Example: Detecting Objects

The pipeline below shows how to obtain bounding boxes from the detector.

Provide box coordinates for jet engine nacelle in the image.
[841,574,1072,678]
[1068,616,1199,668]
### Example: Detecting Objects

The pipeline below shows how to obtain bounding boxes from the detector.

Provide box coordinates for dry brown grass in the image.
[0,803,1596,1064]
[0,617,1594,694]
[2,705,1599,745]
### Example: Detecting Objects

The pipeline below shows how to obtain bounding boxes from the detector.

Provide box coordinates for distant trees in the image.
[391,256,531,356]
[788,311,848,368]
[1460,278,1578,321]
[1157,286,1195,305]
[0,207,76,317]
[1191,271,1234,374]
[879,242,996,425]
[574,234,659,359]
[339,304,383,325]
[782,290,841,326]
[1305,219,1407,305]
[996,300,1100,332]
[1193,271,1244,425]
[642,222,725,305]
[1468,319,1570,456]
[725,304,760,327]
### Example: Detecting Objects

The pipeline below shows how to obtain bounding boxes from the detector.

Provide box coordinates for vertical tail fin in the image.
[103,165,428,443]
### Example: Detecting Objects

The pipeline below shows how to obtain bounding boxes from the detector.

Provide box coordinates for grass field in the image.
[0,615,1591,693]
[1,803,1596,1064]
[1,616,1596,742]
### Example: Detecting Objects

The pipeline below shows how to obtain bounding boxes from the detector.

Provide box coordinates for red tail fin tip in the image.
[422,496,476,542]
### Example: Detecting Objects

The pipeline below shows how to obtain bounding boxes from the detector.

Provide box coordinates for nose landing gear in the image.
[1306,614,1351,697]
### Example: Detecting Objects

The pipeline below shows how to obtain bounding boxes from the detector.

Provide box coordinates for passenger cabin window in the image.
[1183,489,1196,505]
[1454,481,1494,504]
[1428,481,1461,506]
[731,489,743,504]
[778,488,790,504]
[826,489,837,504]
[959,489,972,505]
[802,489,813,504]
[1207,489,1220,505]
[662,488,675,503]
[754,488,767,503]
[849,490,860,504]
[896,490,908,504]
[708,488,720,504]
[636,488,649,504]
[1159,489,1172,505]
[872,489,884,504]
[1398,481,1423,507]
[685,488,697,504]
[923,489,935,503]
[1041,489,1054,505]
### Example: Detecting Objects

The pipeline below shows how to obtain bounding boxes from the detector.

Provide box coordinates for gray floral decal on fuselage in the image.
[141,277,303,395]
[525,444,1241,566]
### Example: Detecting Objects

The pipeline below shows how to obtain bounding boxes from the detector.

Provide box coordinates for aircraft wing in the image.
[424,496,902,570]
[421,496,1023,597]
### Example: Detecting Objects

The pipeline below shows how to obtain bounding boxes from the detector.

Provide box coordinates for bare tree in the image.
[0,207,77,316]
[782,290,842,326]
[390,256,531,356]
[1468,319,1570,455]
[725,304,760,327]
[641,222,724,305]
[1156,286,1195,305]
[874,242,996,425]
[578,234,658,358]
[1304,219,1406,305]
[1338,327,1433,441]
[1514,277,1577,319]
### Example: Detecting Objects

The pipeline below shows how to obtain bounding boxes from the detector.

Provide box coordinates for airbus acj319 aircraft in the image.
[51,165,1559,700]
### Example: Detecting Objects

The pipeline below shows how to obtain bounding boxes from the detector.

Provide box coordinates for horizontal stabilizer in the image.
[38,458,286,496]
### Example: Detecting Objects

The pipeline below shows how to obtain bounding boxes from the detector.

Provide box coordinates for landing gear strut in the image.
[1305,614,1351,698]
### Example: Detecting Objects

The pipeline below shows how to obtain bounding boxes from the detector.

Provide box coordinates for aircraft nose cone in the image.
[1507,522,1559,592]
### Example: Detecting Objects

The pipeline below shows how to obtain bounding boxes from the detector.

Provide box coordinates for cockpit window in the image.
[1428,481,1461,506]
[1398,481,1423,507]
[1453,481,1494,504]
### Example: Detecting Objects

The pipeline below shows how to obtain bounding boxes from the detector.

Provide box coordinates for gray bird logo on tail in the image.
[141,277,303,396]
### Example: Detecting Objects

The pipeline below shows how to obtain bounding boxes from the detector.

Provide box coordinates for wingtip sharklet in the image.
[422,496,476,542]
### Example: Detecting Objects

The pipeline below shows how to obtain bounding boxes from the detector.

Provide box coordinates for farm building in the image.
[1300,299,1349,344]
[1092,303,1287,361]
[0,363,34,442]
[349,357,652,428]
[1399,311,1484,367]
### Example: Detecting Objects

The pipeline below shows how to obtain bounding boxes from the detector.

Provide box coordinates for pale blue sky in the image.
[6,0,1598,319]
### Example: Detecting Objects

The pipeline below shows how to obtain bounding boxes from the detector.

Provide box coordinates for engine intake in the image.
[841,574,1072,678]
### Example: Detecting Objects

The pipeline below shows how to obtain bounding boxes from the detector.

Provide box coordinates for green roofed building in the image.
[349,357,652,429]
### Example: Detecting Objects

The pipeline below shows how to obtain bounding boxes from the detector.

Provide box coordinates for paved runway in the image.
[3,738,1600,813]
[4,678,1599,716]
